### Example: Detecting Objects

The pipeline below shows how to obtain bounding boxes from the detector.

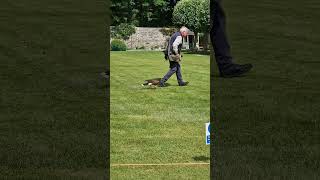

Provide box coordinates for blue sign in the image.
[205,123,210,145]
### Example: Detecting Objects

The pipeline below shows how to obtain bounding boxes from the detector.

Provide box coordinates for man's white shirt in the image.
[172,36,182,54]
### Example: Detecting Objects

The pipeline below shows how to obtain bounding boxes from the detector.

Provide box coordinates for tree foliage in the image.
[111,23,136,40]
[111,0,175,27]
[159,27,178,36]
[172,0,209,33]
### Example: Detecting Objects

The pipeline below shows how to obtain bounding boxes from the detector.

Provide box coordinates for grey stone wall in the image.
[125,27,169,50]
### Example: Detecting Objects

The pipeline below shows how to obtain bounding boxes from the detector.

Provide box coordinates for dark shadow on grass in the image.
[211,74,253,78]
[299,60,320,64]
[192,155,210,162]
[140,83,172,90]
[182,50,210,55]
[211,74,220,78]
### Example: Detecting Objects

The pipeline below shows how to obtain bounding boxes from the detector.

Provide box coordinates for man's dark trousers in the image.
[210,0,234,71]
[162,61,183,84]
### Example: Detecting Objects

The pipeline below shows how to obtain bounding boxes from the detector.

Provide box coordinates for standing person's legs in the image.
[210,0,253,77]
[210,0,233,70]
[175,63,183,84]
[159,62,179,86]
[160,62,188,86]
[161,67,178,82]
[175,63,189,86]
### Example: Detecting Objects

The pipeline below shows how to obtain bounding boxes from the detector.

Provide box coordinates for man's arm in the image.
[172,36,182,54]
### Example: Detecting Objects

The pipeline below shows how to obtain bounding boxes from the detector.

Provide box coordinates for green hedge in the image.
[111,39,127,51]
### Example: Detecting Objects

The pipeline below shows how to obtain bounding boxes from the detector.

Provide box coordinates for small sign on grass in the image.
[205,122,210,145]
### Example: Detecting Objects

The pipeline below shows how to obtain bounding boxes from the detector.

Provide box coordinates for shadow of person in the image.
[192,155,210,162]
[140,83,172,90]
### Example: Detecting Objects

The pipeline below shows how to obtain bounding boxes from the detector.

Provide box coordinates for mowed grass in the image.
[211,0,320,178]
[0,0,108,179]
[110,51,210,179]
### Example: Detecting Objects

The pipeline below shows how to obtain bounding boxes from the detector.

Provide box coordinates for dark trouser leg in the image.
[175,63,184,84]
[210,0,233,71]
[161,66,178,83]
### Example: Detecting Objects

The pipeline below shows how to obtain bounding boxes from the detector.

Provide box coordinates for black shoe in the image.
[239,63,253,71]
[159,80,166,87]
[220,64,253,78]
[179,81,189,86]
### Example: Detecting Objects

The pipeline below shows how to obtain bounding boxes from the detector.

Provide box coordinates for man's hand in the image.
[170,54,182,62]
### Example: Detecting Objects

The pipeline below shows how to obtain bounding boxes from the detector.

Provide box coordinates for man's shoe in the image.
[239,63,253,71]
[179,81,189,86]
[220,63,252,78]
[159,80,166,87]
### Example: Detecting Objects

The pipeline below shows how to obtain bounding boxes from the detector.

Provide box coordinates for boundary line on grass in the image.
[111,163,210,167]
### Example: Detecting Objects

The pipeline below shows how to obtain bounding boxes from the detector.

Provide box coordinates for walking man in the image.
[159,26,189,87]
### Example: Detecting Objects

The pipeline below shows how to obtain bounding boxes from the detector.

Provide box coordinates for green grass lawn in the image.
[211,0,320,178]
[0,1,108,179]
[110,51,210,179]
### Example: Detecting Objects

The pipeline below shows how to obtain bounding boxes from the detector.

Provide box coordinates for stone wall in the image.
[124,27,169,50]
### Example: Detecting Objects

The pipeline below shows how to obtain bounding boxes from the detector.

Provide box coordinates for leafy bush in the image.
[173,0,209,33]
[111,23,136,40]
[159,28,177,36]
[111,39,127,51]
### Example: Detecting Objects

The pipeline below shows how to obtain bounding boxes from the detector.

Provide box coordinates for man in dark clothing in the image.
[159,26,189,87]
[171,0,253,77]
